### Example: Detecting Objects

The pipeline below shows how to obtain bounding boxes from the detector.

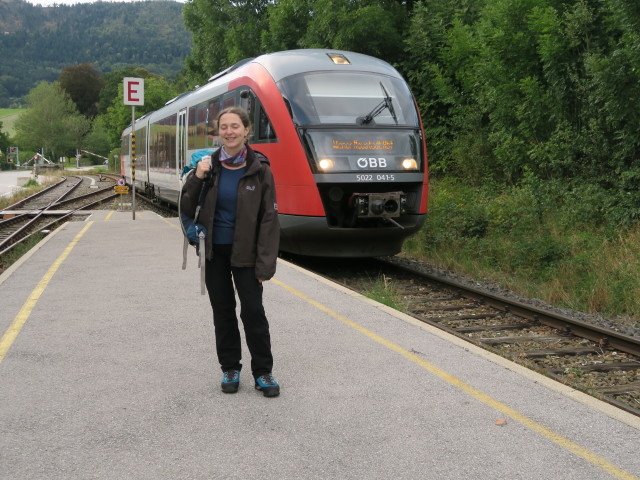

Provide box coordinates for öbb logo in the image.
[357,157,387,168]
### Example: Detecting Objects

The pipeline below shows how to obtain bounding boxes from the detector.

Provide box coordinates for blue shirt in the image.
[213,166,246,244]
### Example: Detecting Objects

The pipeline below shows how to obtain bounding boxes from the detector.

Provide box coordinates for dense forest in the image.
[0,0,191,107]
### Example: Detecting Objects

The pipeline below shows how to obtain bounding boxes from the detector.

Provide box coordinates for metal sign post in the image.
[123,77,144,221]
[7,147,18,168]
[115,180,129,211]
[131,107,136,220]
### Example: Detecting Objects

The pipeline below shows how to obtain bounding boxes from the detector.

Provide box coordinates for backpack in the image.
[179,167,211,295]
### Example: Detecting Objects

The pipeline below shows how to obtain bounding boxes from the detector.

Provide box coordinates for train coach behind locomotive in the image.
[120,49,429,257]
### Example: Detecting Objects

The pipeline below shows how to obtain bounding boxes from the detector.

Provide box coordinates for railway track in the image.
[283,254,640,417]
[133,191,178,217]
[0,174,117,256]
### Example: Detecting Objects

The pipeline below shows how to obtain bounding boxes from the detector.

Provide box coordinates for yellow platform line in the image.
[273,278,639,480]
[0,222,94,363]
[159,216,181,231]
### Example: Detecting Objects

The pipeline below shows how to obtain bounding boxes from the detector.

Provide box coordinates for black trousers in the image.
[205,244,273,378]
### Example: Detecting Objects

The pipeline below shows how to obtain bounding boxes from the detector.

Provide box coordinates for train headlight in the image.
[318,158,334,171]
[327,53,350,65]
[402,158,418,170]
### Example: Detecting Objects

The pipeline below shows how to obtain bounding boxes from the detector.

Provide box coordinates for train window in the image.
[279,73,419,127]
[121,135,130,155]
[150,114,177,172]
[135,126,147,172]
[197,107,206,123]
[257,105,277,142]
[187,108,196,148]
[223,93,235,109]
[189,100,214,149]
[207,99,222,147]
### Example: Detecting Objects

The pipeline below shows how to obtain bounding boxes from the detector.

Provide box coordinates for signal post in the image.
[123,77,144,220]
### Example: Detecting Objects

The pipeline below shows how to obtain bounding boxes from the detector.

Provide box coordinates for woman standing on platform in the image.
[181,106,280,397]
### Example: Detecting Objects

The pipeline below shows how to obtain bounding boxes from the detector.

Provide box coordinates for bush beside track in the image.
[403,178,640,328]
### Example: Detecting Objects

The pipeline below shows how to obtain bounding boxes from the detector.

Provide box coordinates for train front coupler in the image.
[351,192,407,229]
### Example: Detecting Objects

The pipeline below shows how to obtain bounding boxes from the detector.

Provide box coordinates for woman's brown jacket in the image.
[180,146,279,280]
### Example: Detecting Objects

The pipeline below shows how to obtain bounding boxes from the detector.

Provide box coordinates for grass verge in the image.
[362,274,406,311]
[403,178,640,327]
[0,233,45,275]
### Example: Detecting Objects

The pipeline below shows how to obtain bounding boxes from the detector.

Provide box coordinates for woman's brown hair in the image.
[217,106,251,129]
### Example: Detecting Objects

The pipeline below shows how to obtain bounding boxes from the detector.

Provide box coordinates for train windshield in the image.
[278,72,419,126]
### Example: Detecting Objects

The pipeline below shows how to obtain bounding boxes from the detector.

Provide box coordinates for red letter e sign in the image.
[123,77,144,106]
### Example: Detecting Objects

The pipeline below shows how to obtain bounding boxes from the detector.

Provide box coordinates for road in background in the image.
[0,170,34,198]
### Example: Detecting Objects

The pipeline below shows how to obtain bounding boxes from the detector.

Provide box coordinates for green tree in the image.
[183,0,269,85]
[0,122,9,150]
[403,0,640,222]
[101,76,178,145]
[97,67,158,116]
[296,0,408,64]
[402,0,488,179]
[83,115,113,158]
[0,121,10,169]
[261,0,312,51]
[14,81,90,160]
[58,63,105,117]
[0,83,11,108]
[185,0,412,85]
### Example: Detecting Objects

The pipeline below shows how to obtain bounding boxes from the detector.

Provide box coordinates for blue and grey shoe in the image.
[254,373,280,397]
[221,369,240,393]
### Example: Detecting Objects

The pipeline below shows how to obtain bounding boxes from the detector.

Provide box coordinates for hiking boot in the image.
[254,373,280,397]
[221,369,240,393]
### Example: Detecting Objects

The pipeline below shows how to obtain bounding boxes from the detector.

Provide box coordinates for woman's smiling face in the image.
[219,112,250,154]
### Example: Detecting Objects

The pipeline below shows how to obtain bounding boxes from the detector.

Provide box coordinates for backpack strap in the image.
[192,178,209,224]
[182,237,189,270]
[200,233,206,295]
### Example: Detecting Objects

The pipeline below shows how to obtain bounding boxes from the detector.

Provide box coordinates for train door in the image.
[177,108,187,177]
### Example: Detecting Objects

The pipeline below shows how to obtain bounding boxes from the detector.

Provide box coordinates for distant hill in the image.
[0,0,192,107]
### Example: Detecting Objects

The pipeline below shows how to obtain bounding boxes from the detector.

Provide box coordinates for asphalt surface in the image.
[0,170,33,197]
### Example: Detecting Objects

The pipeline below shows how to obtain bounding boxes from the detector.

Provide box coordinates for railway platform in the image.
[0,210,638,480]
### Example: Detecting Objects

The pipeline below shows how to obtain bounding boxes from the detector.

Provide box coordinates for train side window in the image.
[187,108,196,149]
[207,98,222,147]
[121,135,130,155]
[223,92,235,109]
[257,105,277,142]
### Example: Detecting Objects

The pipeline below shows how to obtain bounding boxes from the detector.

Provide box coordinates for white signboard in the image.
[123,77,144,106]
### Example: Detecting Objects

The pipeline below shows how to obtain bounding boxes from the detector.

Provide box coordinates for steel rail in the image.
[386,260,640,358]
[0,180,117,255]
[1,177,68,210]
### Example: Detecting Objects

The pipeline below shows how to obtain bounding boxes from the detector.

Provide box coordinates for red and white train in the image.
[120,49,429,257]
